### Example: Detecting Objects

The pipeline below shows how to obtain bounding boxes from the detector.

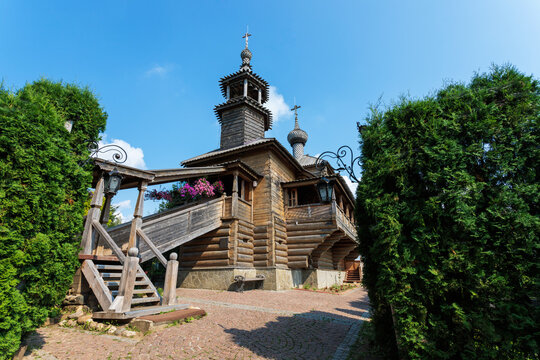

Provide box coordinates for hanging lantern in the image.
[317,177,334,203]
[103,167,123,196]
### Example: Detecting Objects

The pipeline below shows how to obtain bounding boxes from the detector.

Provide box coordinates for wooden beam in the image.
[162,253,179,306]
[128,181,148,249]
[81,177,104,254]
[137,229,167,267]
[80,260,112,310]
[109,248,139,313]
[93,221,126,263]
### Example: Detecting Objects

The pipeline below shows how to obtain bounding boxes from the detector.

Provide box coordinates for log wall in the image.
[318,249,334,270]
[179,220,232,268]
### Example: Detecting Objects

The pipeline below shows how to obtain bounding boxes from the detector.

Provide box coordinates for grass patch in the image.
[166,314,206,328]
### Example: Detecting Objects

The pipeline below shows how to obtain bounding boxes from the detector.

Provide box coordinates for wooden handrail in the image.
[137,229,167,267]
[92,221,126,264]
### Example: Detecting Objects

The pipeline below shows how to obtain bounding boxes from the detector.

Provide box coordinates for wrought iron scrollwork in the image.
[79,140,128,166]
[316,145,361,183]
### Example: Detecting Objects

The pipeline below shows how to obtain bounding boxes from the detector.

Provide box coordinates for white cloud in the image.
[145,64,172,77]
[97,135,146,169]
[112,200,132,223]
[266,86,291,123]
[342,176,358,195]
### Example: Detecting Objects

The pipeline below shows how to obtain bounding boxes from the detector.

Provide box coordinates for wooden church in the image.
[74,35,358,316]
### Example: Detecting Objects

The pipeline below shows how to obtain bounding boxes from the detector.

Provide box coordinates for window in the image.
[288,188,298,207]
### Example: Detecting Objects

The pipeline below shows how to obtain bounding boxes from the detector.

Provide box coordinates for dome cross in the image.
[242,28,251,49]
[291,104,302,129]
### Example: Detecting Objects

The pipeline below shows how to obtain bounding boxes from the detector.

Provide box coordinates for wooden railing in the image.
[222,196,252,222]
[286,203,333,220]
[107,196,225,263]
[335,206,356,241]
[237,198,252,222]
[285,202,357,241]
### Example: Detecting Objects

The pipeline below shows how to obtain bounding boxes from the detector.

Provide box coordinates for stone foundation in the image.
[177,267,346,290]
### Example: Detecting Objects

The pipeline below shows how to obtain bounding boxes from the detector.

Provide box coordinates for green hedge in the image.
[355,65,539,359]
[0,79,107,358]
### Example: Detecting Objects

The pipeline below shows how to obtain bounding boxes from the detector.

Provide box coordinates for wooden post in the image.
[232,171,238,218]
[270,216,276,267]
[250,181,254,223]
[258,88,262,103]
[109,247,139,313]
[128,181,148,250]
[231,172,239,265]
[243,79,248,97]
[331,185,337,220]
[226,85,230,100]
[162,253,179,305]
[81,177,104,254]
[232,220,238,266]
[100,193,113,226]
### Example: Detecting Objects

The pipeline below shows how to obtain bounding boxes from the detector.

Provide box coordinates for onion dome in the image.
[287,104,308,159]
[287,122,308,146]
[241,47,252,67]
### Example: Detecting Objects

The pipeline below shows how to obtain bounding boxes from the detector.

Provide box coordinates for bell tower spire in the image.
[215,33,273,149]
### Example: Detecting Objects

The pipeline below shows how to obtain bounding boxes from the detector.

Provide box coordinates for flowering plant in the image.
[146,178,224,211]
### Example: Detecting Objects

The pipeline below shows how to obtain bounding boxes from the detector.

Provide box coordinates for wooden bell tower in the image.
[215,32,272,149]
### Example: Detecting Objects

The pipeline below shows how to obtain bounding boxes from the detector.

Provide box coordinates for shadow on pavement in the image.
[224,309,364,360]
[20,331,46,357]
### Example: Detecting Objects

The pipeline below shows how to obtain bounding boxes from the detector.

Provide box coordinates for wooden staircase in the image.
[344,260,362,283]
[345,268,361,283]
[106,197,225,264]
[80,256,161,312]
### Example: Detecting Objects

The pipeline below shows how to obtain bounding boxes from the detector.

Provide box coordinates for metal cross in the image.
[242,27,251,48]
[291,104,301,116]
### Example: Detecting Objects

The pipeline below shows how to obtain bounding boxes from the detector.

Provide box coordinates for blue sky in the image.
[2,1,539,220]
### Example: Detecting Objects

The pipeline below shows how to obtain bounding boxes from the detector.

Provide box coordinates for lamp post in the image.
[100,167,123,226]
[317,177,334,203]
[315,145,361,184]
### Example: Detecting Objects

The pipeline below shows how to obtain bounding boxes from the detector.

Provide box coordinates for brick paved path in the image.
[23,287,370,360]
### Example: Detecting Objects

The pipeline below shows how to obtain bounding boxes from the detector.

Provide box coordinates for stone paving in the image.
[23,286,370,360]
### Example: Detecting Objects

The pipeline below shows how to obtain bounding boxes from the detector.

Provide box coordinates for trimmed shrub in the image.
[0,79,107,358]
[356,65,539,359]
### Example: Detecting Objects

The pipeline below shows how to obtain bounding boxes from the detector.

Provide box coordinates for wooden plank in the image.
[181,250,229,261]
[81,177,104,254]
[286,242,320,249]
[137,229,167,267]
[92,304,190,320]
[93,221,126,264]
[140,221,222,263]
[78,254,119,262]
[286,234,328,243]
[288,260,308,269]
[162,255,179,306]
[237,253,252,262]
[180,259,230,267]
[80,260,112,310]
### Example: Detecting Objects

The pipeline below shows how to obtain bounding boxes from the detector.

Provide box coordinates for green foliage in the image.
[0,79,107,358]
[356,65,539,359]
